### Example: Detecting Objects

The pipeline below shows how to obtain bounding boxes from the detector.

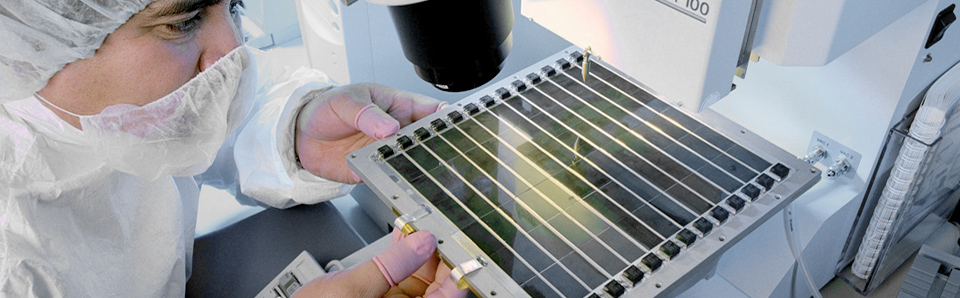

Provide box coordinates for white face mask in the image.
[36,46,256,181]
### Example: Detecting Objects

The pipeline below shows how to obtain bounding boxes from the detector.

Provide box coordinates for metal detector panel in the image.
[347,47,820,298]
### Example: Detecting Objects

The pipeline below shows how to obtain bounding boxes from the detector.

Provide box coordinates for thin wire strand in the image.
[398,148,568,297]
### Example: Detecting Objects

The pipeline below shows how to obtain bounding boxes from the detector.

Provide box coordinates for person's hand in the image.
[291,229,468,298]
[296,83,445,183]
[382,230,468,298]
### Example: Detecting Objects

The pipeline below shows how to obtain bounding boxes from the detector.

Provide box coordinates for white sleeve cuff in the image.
[235,67,352,209]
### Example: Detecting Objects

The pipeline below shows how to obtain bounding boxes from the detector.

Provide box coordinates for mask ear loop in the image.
[34,93,85,118]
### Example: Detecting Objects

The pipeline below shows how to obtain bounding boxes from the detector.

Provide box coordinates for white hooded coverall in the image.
[0,47,351,296]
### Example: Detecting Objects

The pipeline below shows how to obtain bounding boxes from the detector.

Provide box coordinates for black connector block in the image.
[377,145,394,158]
[464,103,480,115]
[448,111,463,123]
[676,229,697,246]
[413,127,431,141]
[570,51,584,63]
[756,174,775,190]
[479,95,495,108]
[430,119,447,131]
[694,218,713,234]
[771,163,790,180]
[604,280,625,297]
[711,207,729,223]
[727,195,746,211]
[622,265,644,285]
[495,87,511,99]
[396,136,413,149]
[526,73,541,84]
[541,66,557,77]
[660,241,681,259]
[511,80,526,92]
[642,254,662,271]
[741,184,761,200]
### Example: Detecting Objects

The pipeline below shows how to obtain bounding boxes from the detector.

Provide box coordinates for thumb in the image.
[355,104,400,140]
[373,231,437,287]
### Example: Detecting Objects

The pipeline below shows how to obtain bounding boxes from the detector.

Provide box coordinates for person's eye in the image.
[164,14,203,36]
[230,0,245,16]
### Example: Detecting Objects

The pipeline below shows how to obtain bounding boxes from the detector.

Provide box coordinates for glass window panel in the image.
[542,264,590,298]
[560,252,609,289]
[547,213,593,247]
[576,239,628,277]
[563,202,609,235]
[599,228,644,261]
[520,277,560,298]
[494,246,536,285]
[646,194,697,226]
[711,153,759,183]
[633,203,681,238]
[583,192,661,248]
[527,224,574,259]
[497,200,540,232]
[727,145,773,173]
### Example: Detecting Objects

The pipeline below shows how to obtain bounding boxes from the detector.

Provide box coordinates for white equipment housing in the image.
[295,0,960,296]
[522,0,754,113]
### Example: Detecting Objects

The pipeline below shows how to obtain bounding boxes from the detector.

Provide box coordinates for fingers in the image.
[411,254,439,285]
[292,231,438,298]
[373,231,437,287]
[304,85,401,140]
[298,88,365,141]
[290,265,388,298]
[390,227,439,291]
[354,103,401,139]
[367,84,447,125]
[391,227,405,244]
[294,83,446,184]
[423,263,447,295]
[424,264,469,298]
[300,84,444,141]
[350,170,362,184]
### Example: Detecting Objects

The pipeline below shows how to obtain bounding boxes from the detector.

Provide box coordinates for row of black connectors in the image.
[375,51,588,161]
[596,163,792,298]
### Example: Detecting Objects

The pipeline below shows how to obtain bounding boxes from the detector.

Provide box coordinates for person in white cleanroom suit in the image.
[0,0,466,297]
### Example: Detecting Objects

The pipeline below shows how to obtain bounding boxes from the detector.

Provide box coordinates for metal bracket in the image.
[807,131,863,179]
[393,204,432,234]
[450,257,487,290]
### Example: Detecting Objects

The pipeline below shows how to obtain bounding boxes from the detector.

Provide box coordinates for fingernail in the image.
[361,116,400,140]
[409,232,436,256]
[350,171,362,183]
[435,102,449,113]
[354,104,377,129]
[391,228,404,244]
[374,119,400,139]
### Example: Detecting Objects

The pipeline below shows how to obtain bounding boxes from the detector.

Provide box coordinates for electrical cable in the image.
[784,203,823,298]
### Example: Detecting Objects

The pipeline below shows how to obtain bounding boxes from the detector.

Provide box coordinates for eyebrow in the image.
[149,0,223,18]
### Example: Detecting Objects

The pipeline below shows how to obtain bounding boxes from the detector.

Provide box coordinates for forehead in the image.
[141,0,222,17]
